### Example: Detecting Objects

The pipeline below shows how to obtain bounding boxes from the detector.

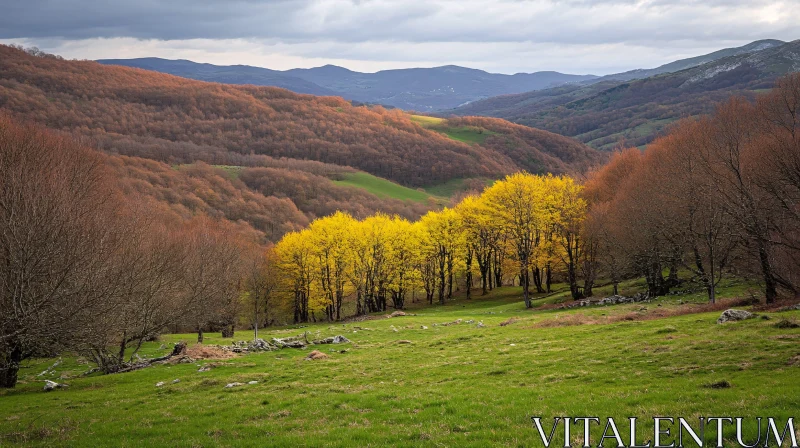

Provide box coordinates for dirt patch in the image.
[499,317,521,327]
[305,350,329,360]
[789,354,800,366]
[186,344,238,360]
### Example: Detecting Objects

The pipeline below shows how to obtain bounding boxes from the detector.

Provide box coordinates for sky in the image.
[1,0,799,75]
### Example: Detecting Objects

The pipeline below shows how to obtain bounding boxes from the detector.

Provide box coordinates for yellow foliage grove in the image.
[274,173,588,322]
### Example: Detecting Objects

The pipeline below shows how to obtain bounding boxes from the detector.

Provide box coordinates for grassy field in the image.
[410,115,496,145]
[2,280,798,447]
[333,172,441,203]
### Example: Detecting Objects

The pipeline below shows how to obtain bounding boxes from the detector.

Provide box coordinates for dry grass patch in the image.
[186,344,237,360]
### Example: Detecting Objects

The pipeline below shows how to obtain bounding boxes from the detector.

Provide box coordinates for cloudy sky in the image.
[1,0,798,74]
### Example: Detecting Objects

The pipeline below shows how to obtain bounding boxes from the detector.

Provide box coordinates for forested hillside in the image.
[0,45,603,243]
[0,45,601,185]
[451,39,800,150]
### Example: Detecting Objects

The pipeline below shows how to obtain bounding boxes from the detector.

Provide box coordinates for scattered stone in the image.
[465,320,475,324]
[172,379,180,384]
[313,335,351,345]
[776,303,800,312]
[37,358,62,377]
[397,340,412,344]
[717,309,754,324]
[761,315,772,320]
[43,380,67,392]
[387,311,408,318]
[198,365,212,372]
[476,321,485,328]
[271,334,309,349]
[248,381,258,385]
[509,344,516,347]
[305,350,329,360]
[420,325,428,330]
[224,382,245,388]
[155,381,165,387]
[437,319,463,327]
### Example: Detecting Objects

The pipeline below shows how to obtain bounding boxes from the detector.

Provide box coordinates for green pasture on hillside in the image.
[2,279,798,447]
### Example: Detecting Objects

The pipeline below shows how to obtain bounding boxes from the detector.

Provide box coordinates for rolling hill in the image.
[450,39,800,150]
[97,58,597,112]
[0,44,604,242]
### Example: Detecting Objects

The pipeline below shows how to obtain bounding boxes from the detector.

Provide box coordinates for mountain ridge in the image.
[448,39,800,150]
[97,58,597,111]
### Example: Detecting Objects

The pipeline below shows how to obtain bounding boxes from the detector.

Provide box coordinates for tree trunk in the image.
[197,326,204,344]
[221,324,234,338]
[757,242,778,304]
[0,344,23,388]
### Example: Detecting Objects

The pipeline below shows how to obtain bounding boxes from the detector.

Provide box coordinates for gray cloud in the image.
[2,0,799,74]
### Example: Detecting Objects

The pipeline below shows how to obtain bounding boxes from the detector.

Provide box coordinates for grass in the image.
[410,114,496,145]
[333,172,440,203]
[2,280,798,447]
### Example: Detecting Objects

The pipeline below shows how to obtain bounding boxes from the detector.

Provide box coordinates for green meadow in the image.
[2,282,798,447]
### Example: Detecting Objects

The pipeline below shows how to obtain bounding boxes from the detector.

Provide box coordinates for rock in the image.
[43,380,67,392]
[397,340,412,344]
[420,325,428,330]
[313,335,351,345]
[387,311,407,318]
[476,321,485,328]
[172,379,180,384]
[777,303,800,312]
[247,381,258,385]
[224,382,245,388]
[717,309,754,324]
[305,350,329,360]
[155,381,165,387]
[198,365,212,372]
[465,320,475,324]
[271,336,307,349]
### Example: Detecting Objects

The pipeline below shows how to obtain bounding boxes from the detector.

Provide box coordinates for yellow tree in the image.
[482,173,547,308]
[456,195,502,297]
[419,208,463,305]
[384,217,422,309]
[274,229,316,323]
[547,175,588,300]
[308,211,356,321]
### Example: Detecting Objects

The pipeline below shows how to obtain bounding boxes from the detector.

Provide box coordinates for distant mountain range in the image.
[97,38,798,149]
[97,59,597,111]
[449,39,800,150]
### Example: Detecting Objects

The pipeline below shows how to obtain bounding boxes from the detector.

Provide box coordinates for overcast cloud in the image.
[1,0,798,74]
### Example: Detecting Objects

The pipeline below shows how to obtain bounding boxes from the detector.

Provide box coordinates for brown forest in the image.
[0,45,602,187]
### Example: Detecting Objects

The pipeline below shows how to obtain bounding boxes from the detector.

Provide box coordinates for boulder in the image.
[717,309,754,324]
[387,311,407,318]
[313,335,351,345]
[224,382,245,388]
